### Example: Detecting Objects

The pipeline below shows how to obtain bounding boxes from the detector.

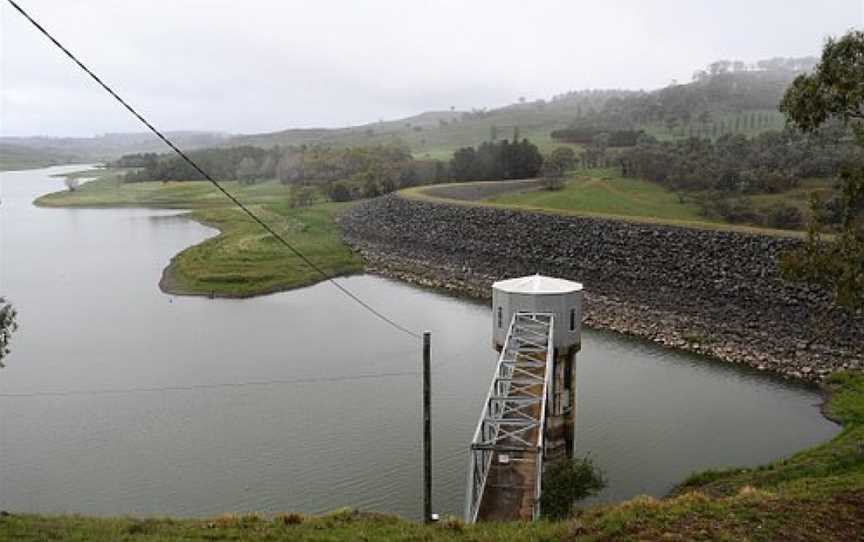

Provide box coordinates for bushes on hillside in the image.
[619,125,861,195]
[448,139,543,181]
[119,144,446,192]
[551,127,642,147]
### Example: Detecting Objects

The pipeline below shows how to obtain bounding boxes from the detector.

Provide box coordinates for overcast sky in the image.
[1,0,862,137]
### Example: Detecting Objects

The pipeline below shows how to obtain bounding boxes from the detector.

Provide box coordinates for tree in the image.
[328,182,353,202]
[235,156,258,185]
[277,148,306,184]
[258,155,276,179]
[779,30,864,312]
[288,184,315,208]
[398,166,419,188]
[540,457,605,520]
[549,146,576,169]
[698,111,712,135]
[448,139,543,181]
[542,146,576,190]
[64,177,80,192]
[0,297,17,369]
[581,133,609,169]
[665,117,679,136]
[362,176,380,198]
[767,203,804,229]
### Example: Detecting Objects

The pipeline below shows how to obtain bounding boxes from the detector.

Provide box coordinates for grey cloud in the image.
[1,0,861,136]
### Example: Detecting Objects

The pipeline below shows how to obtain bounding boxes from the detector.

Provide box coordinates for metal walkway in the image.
[465,313,554,523]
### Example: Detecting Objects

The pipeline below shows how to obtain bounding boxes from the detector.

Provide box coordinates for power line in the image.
[0,371,419,398]
[5,0,421,340]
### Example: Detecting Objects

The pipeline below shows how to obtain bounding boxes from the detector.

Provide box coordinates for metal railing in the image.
[465,312,555,523]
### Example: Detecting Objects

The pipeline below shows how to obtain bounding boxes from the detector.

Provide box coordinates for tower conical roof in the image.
[492,274,583,295]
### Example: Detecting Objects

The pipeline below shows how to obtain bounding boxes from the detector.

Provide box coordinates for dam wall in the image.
[340,195,864,381]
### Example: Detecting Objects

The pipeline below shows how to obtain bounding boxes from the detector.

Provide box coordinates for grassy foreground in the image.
[3,372,862,541]
[36,173,363,297]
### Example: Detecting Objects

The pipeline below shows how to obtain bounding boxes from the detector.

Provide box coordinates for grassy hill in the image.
[0,143,82,171]
[232,65,802,159]
[2,62,805,170]
[0,132,230,170]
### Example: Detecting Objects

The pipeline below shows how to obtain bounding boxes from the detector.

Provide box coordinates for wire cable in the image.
[0,371,419,398]
[5,0,422,340]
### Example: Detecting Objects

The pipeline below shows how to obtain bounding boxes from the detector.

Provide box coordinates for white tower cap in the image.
[492,274,583,295]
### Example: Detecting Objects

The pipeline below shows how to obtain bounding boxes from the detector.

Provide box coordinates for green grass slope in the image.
[489,169,707,223]
[162,202,362,297]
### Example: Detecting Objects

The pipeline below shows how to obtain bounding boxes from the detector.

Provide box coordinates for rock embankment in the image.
[340,195,864,382]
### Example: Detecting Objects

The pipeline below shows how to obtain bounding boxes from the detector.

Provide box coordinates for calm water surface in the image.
[0,166,839,519]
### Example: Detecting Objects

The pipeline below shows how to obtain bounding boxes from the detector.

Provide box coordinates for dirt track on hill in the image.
[413,179,544,201]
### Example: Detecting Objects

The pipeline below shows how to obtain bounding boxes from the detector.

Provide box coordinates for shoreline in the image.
[31,174,862,384]
[154,209,840,386]
[339,195,864,384]
[155,212,846,391]
[353,248,832,383]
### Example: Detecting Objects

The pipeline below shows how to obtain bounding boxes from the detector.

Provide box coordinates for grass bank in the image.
[162,202,362,297]
[403,170,821,238]
[36,173,363,297]
[3,372,862,541]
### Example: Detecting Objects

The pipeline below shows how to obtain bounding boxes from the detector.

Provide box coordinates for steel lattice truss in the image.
[465,313,554,523]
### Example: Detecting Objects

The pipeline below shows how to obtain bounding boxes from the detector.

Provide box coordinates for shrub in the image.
[767,203,804,229]
[541,456,606,520]
[328,182,353,202]
[288,184,316,208]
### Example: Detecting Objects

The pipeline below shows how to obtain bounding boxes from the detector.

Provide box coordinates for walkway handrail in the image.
[533,314,556,520]
[465,312,554,523]
[464,312,518,523]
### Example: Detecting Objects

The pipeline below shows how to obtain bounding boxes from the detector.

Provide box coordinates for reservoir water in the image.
[0,165,839,519]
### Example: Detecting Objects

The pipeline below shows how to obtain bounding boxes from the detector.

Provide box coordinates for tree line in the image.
[617,124,862,228]
[115,144,448,201]
[550,127,641,147]
[114,137,555,201]
[553,58,813,140]
[448,139,543,181]
[619,125,857,193]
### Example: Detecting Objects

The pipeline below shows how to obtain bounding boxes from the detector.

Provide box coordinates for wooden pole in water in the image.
[422,331,432,523]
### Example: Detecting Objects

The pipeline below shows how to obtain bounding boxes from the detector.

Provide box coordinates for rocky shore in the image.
[340,195,864,382]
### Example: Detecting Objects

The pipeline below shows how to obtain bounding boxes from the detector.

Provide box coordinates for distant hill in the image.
[231,61,809,157]
[229,93,640,160]
[0,143,81,170]
[0,56,816,169]
[0,131,230,170]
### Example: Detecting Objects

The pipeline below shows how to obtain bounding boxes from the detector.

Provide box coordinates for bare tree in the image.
[0,297,17,369]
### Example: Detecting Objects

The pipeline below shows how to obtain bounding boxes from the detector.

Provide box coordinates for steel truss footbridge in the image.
[465,312,555,522]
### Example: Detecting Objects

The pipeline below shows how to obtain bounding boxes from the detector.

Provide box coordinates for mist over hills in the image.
[0,57,815,170]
